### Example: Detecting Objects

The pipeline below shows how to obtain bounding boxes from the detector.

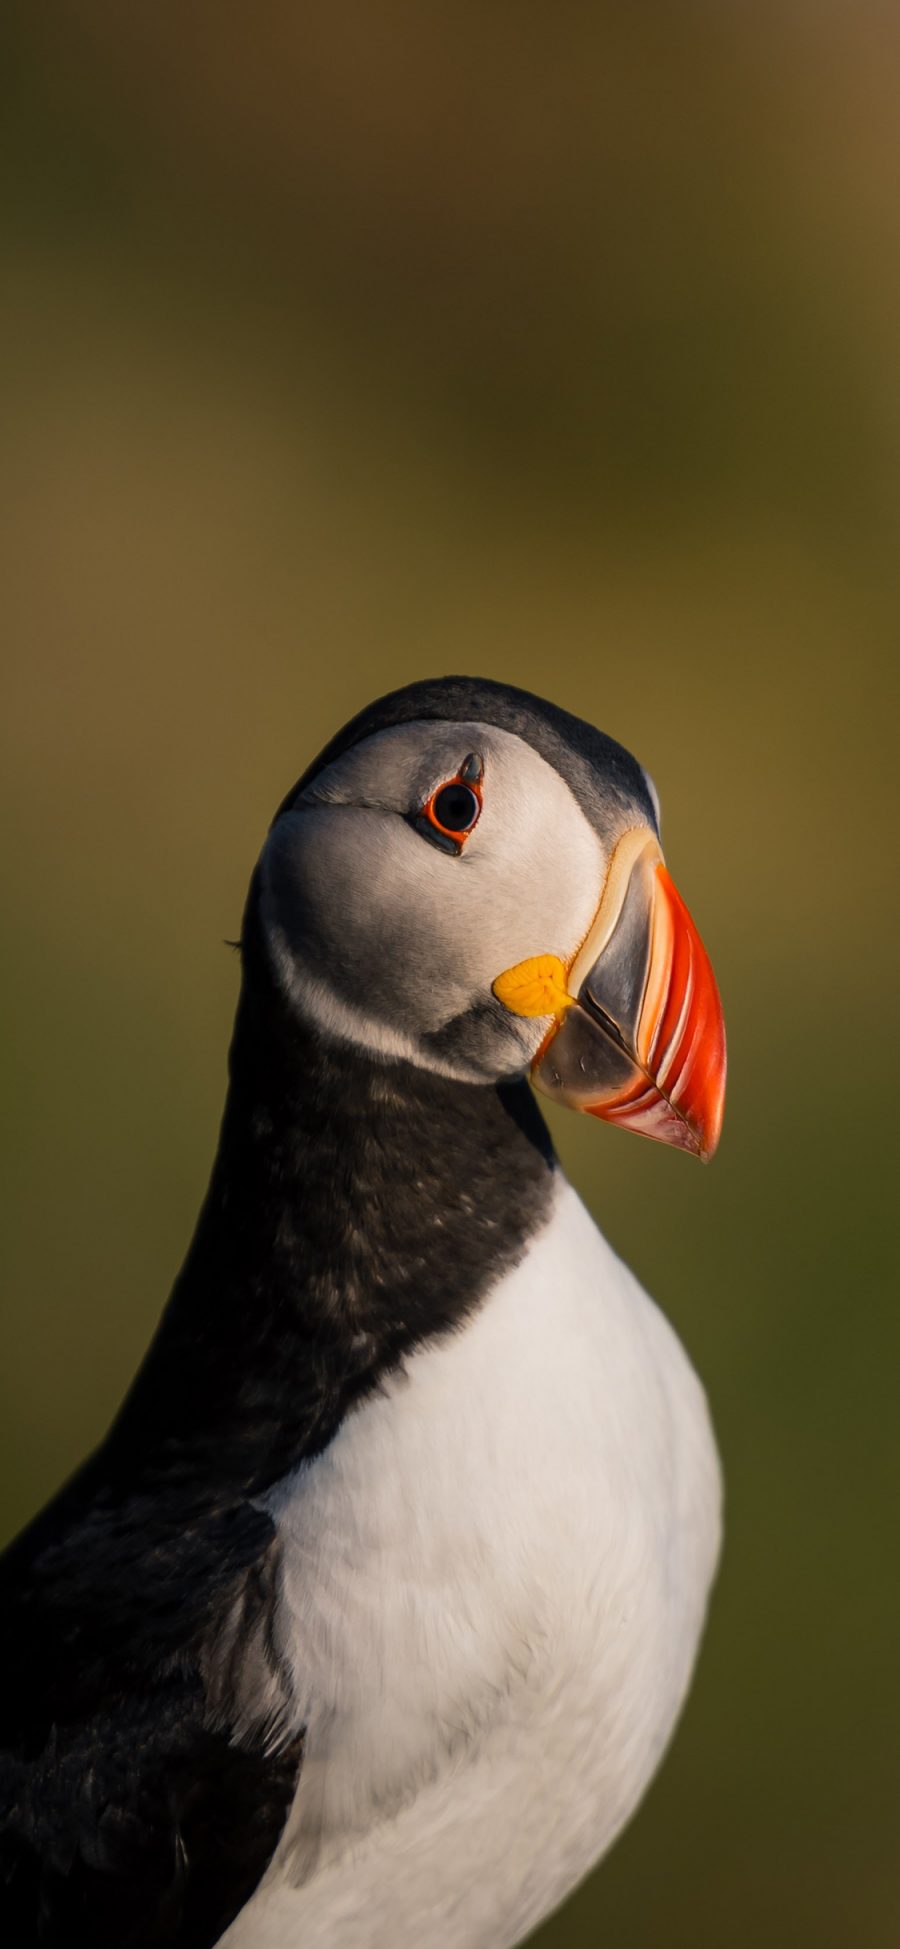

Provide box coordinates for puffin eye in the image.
[410,758,484,854]
[430,783,480,835]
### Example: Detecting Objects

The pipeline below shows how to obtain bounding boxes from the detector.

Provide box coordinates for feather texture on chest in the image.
[229,1179,721,1949]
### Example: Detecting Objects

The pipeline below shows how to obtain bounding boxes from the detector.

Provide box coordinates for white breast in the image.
[221,1176,721,1949]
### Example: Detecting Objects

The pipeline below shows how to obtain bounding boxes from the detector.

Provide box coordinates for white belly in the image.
[221,1177,721,1949]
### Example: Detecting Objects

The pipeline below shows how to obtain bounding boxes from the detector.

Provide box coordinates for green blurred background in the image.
[2,4,898,1944]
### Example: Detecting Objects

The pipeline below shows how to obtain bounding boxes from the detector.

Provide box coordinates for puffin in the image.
[0,676,726,1949]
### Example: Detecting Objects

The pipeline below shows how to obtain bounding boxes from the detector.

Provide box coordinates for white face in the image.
[258,719,640,1083]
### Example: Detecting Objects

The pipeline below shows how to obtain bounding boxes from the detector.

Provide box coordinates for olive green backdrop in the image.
[2,6,898,1945]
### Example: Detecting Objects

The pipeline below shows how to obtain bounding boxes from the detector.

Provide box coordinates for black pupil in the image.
[433,783,479,832]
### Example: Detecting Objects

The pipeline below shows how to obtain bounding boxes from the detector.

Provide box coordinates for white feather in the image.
[221,1177,721,1949]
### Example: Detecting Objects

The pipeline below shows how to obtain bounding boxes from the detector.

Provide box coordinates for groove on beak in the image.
[492,826,726,1159]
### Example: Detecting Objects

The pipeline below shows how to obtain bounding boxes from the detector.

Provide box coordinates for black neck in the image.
[105,935,556,1504]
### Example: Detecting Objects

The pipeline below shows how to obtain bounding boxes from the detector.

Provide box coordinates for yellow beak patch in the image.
[491,954,575,1020]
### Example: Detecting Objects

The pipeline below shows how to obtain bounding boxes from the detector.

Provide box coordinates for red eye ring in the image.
[422,773,483,843]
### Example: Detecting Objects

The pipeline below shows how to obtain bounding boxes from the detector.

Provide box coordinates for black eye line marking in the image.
[406,812,461,855]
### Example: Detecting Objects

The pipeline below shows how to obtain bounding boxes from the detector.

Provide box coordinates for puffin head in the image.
[255,677,726,1159]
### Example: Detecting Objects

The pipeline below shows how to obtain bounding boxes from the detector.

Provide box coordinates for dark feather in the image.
[0,816,554,1943]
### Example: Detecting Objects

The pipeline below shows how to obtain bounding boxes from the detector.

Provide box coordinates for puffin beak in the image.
[492,827,726,1159]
